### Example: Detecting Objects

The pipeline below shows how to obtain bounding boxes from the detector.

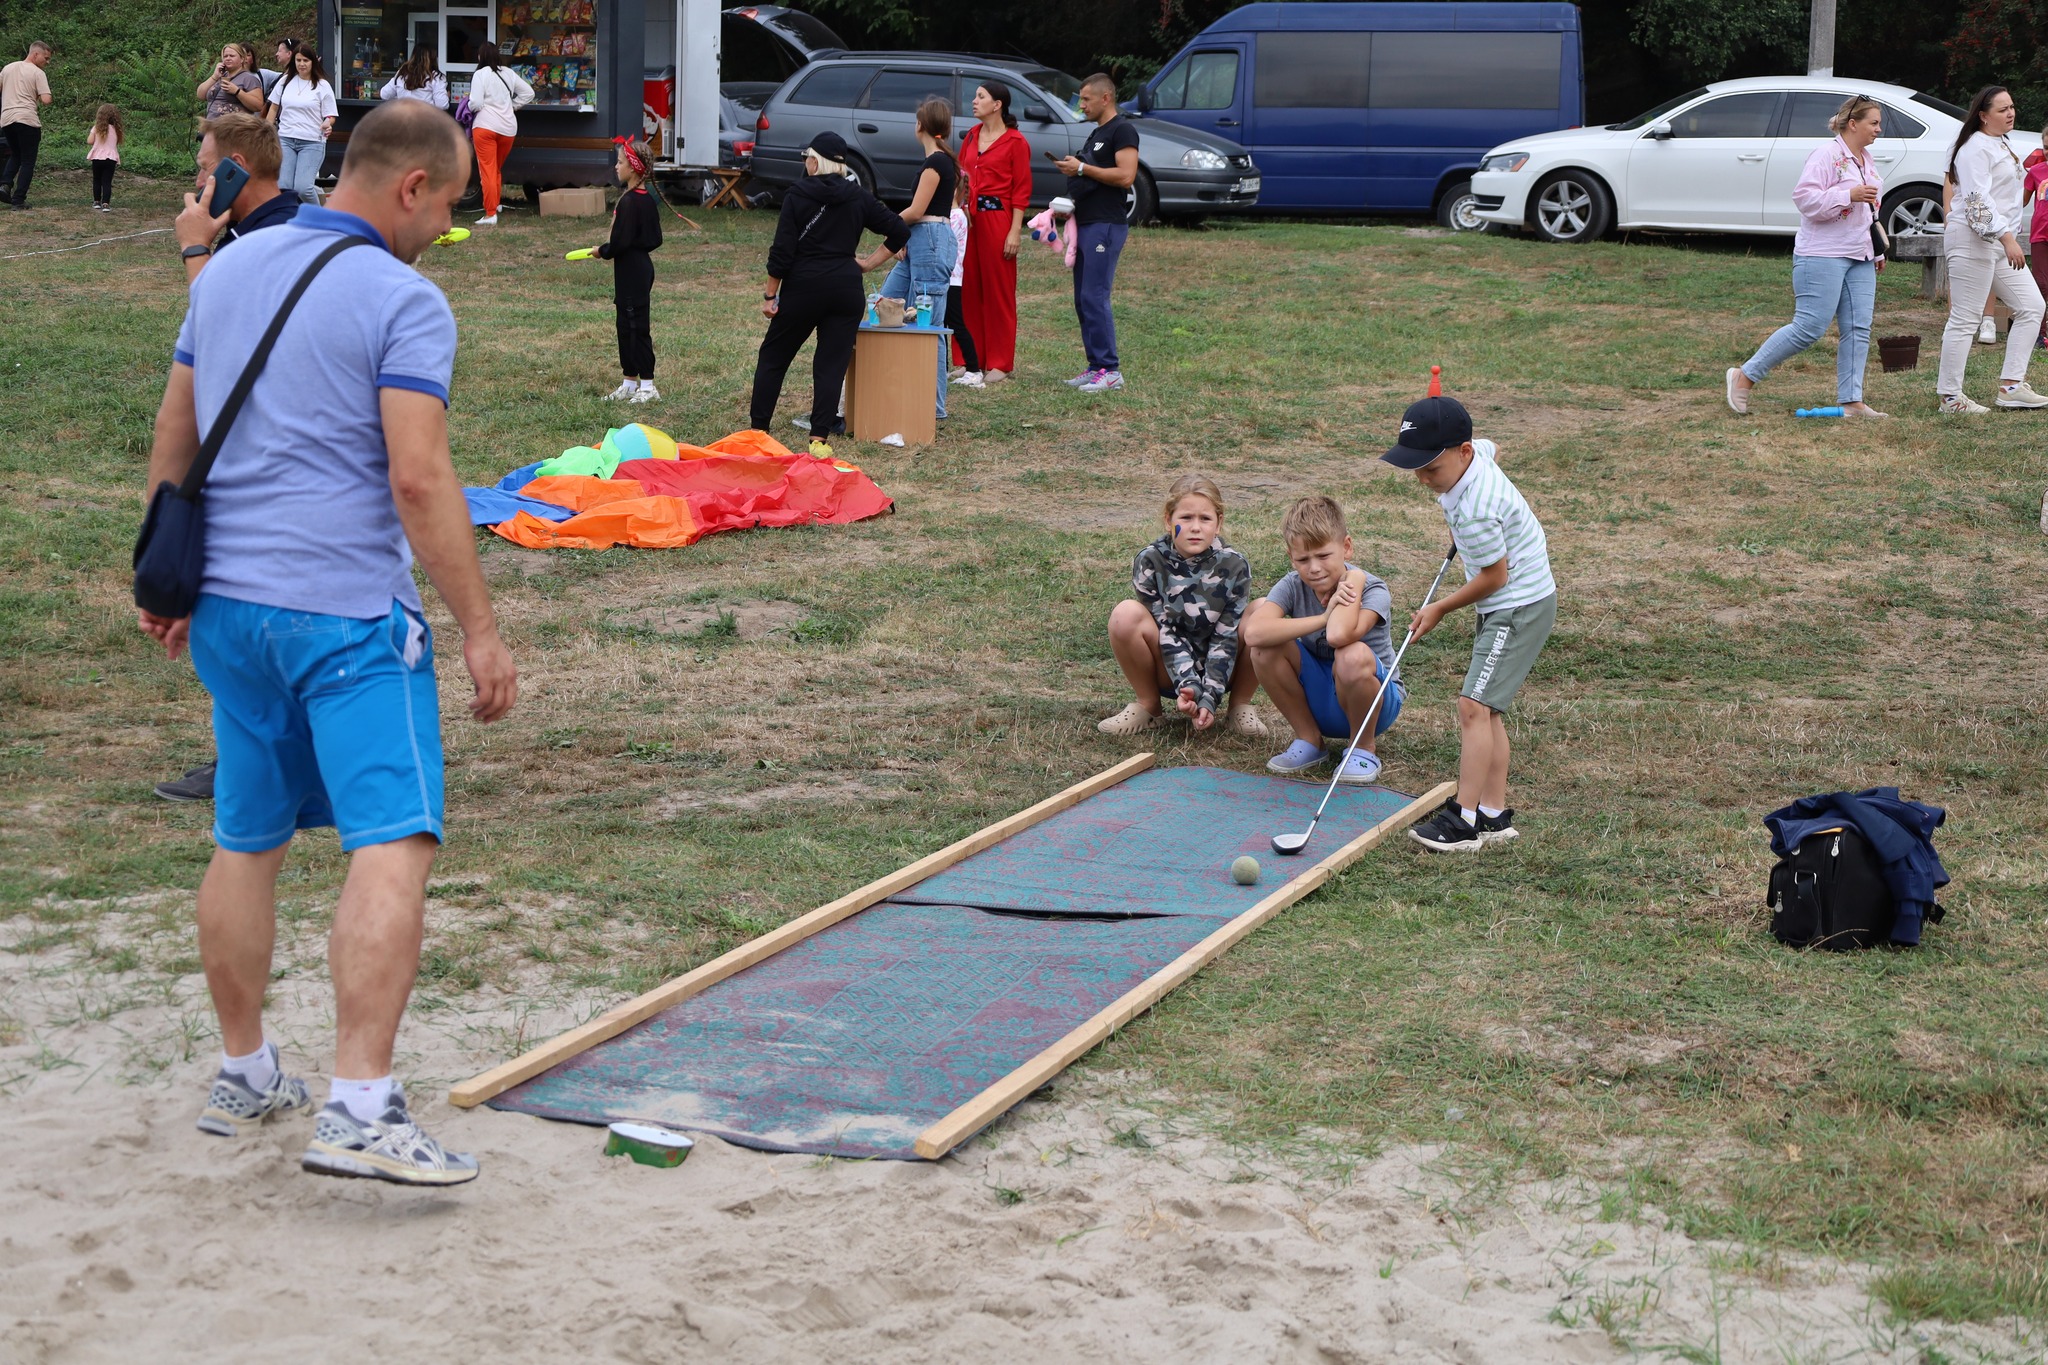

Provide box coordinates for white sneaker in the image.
[1724,367,1749,415]
[475,214,498,226]
[1977,316,1999,345]
[629,383,660,404]
[955,371,986,389]
[1097,702,1162,736]
[1940,393,1991,415]
[1995,381,2048,409]
[603,380,637,401]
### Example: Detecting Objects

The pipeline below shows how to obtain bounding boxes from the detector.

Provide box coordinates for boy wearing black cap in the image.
[1380,395,1556,851]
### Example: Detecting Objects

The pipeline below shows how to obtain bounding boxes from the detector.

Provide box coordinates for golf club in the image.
[1271,540,1459,856]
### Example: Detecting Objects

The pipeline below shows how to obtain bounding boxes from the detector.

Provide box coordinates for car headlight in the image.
[1479,152,1531,174]
[1181,148,1228,171]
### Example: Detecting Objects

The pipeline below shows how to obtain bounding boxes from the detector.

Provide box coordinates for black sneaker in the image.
[154,761,217,803]
[1408,799,1484,853]
[1477,809,1518,846]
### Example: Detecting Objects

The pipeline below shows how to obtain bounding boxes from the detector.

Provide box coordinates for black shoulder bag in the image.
[133,236,369,618]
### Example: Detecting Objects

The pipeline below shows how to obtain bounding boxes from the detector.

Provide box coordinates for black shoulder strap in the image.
[178,235,370,500]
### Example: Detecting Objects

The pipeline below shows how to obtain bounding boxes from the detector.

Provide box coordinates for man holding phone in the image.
[174,114,299,286]
[1052,73,1139,395]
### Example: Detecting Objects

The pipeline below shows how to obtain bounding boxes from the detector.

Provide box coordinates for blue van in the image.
[1138,2,1582,227]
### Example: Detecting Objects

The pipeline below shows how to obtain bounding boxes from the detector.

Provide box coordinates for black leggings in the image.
[946,284,980,373]
[613,253,655,380]
[90,159,116,205]
[750,275,862,439]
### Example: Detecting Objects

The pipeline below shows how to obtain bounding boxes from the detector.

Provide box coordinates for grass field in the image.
[3,166,2045,1330]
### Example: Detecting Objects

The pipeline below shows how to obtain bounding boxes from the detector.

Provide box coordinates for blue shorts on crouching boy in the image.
[1298,642,1403,741]
[189,593,445,853]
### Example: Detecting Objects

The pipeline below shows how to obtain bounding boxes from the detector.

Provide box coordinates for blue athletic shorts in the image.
[189,594,445,853]
[1298,641,1403,741]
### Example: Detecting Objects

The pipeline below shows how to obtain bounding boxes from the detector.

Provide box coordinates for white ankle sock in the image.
[222,1041,276,1090]
[1479,804,1503,819]
[637,378,655,391]
[330,1075,396,1124]
[1459,807,1478,827]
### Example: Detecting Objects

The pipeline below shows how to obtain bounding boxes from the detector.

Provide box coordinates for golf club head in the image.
[1270,831,1310,856]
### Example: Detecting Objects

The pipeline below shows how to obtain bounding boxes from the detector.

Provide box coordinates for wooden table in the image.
[1890,233,1946,301]
[703,168,750,210]
[845,323,949,445]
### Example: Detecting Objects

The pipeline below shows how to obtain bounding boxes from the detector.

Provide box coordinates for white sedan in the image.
[1469,76,2041,243]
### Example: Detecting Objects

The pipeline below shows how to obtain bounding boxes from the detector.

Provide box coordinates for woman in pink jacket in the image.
[1726,95,1887,418]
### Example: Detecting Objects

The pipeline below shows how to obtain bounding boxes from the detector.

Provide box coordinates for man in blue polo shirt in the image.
[139,99,516,1187]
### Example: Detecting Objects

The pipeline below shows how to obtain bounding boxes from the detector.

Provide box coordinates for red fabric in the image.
[473,128,513,217]
[959,127,1029,373]
[491,429,892,551]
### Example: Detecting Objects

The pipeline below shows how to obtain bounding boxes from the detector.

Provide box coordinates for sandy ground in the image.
[3,905,2038,1364]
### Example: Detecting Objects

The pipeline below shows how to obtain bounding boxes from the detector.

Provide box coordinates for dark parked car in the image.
[749,53,1261,222]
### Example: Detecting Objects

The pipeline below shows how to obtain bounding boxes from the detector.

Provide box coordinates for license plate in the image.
[1235,177,1261,194]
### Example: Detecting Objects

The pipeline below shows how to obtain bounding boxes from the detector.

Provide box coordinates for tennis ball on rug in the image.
[1231,855,1261,885]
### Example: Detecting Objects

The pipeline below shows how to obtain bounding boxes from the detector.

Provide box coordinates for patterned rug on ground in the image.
[488,768,1418,1157]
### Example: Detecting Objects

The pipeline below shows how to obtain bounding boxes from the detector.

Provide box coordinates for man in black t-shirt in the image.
[1053,73,1140,393]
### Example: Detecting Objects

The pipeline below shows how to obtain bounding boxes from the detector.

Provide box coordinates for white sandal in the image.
[1221,705,1269,738]
[1096,702,1162,735]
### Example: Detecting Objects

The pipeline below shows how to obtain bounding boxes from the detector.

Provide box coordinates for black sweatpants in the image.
[613,252,655,380]
[750,274,862,439]
[0,123,41,206]
[946,284,980,373]
[90,158,116,205]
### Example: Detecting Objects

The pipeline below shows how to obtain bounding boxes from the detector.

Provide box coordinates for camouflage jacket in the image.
[1131,535,1252,713]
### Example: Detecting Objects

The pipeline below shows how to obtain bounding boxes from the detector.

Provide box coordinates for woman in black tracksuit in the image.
[751,130,910,457]
[596,137,663,401]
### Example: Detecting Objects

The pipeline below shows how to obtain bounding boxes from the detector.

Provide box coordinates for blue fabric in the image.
[188,593,444,853]
[1298,641,1403,741]
[490,767,1424,1157]
[278,135,323,204]
[1741,254,1876,403]
[880,220,956,418]
[172,206,455,620]
[464,487,578,526]
[1765,788,1948,945]
[1073,220,1129,372]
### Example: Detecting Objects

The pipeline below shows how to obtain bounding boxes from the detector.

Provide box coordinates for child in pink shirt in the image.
[2026,143,2048,345]
[86,103,121,212]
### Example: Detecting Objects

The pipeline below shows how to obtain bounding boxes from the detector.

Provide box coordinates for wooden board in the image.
[910,779,1457,1160]
[449,752,1158,1108]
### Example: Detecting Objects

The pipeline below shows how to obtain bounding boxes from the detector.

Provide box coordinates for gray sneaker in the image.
[195,1046,314,1136]
[302,1090,480,1186]
[1065,369,1099,387]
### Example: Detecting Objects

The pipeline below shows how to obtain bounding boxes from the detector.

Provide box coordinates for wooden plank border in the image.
[449,752,1158,1108]
[911,779,1457,1160]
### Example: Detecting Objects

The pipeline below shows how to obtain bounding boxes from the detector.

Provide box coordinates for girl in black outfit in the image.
[751,130,910,459]
[596,137,663,402]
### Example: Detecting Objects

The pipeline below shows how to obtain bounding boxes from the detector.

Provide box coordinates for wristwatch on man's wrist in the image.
[182,244,213,260]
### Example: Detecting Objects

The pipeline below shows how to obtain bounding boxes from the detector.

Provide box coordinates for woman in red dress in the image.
[958,79,1030,381]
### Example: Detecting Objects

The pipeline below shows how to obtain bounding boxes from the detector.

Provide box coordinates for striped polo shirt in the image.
[1437,440,1555,614]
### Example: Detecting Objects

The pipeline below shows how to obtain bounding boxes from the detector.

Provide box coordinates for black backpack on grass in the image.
[1767,826,1899,950]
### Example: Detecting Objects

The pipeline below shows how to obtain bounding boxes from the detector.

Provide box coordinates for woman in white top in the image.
[467,41,535,226]
[1938,85,2048,412]
[379,46,448,110]
[264,44,337,205]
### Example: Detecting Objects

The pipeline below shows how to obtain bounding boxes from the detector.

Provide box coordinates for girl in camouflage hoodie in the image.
[1100,474,1267,736]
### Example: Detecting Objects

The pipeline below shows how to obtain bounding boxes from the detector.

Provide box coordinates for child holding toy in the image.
[589,137,663,403]
[1379,394,1556,851]
[1242,496,1401,785]
[1100,474,1265,737]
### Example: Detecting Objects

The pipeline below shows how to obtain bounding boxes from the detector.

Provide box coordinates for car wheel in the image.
[1131,169,1159,227]
[1530,170,1611,244]
[1435,179,1487,232]
[842,153,874,192]
[1881,185,1943,239]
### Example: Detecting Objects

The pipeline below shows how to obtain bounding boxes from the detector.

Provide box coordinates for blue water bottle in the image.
[1795,406,1846,418]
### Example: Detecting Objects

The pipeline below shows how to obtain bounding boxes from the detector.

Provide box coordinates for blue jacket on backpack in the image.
[1764,788,1948,945]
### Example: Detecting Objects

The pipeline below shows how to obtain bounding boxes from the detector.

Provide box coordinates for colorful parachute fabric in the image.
[463,427,893,551]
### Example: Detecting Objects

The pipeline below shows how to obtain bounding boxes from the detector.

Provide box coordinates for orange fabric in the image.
[488,428,891,551]
[473,128,513,217]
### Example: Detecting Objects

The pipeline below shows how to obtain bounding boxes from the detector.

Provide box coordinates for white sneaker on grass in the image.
[1097,702,1162,735]
[1995,381,2048,409]
[1065,369,1099,387]
[955,371,986,389]
[603,380,637,401]
[302,1089,479,1187]
[1977,316,1999,345]
[1940,393,1990,415]
[1079,370,1124,393]
[195,1046,313,1137]
[629,383,660,404]
[1333,750,1382,785]
[475,214,498,226]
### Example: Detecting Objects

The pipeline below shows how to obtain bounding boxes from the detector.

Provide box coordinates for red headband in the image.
[613,136,647,176]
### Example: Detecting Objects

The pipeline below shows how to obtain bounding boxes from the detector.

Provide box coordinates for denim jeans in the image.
[1740,254,1875,403]
[278,136,324,205]
[1073,220,1129,372]
[881,220,956,417]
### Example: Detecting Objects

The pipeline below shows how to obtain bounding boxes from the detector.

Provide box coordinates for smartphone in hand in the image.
[207,158,252,217]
